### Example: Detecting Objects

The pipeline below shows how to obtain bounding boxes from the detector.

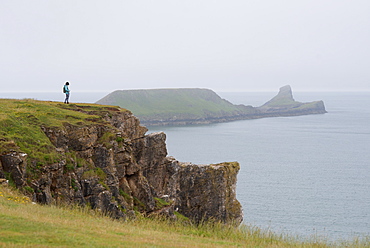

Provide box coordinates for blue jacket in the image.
[64,85,70,94]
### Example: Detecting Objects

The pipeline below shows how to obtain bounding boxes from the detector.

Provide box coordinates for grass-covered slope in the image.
[96,88,257,125]
[261,85,299,107]
[1,185,367,248]
[96,88,238,116]
[0,99,124,167]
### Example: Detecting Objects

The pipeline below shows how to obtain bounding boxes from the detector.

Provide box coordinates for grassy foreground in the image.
[0,186,368,248]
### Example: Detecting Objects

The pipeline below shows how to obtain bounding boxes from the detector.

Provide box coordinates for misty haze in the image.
[1,0,369,246]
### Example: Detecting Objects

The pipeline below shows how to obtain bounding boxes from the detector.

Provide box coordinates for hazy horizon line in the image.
[2,88,370,93]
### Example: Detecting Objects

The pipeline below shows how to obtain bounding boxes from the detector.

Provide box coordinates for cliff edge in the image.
[0,100,242,224]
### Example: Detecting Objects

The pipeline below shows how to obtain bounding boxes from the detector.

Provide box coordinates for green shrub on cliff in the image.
[82,168,107,181]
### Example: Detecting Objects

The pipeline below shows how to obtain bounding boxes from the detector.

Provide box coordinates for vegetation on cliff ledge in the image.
[0,99,125,166]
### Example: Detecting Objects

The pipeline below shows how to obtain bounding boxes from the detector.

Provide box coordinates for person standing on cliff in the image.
[63,82,70,104]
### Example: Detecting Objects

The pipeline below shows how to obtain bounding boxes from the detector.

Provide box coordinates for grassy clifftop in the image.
[0,99,125,167]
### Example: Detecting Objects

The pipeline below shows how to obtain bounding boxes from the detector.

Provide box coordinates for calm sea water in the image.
[148,92,370,241]
[2,91,369,241]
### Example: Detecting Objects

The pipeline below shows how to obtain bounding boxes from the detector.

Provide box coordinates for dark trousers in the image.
[64,93,70,103]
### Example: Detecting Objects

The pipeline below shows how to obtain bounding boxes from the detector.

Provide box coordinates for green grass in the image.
[0,99,125,165]
[96,88,253,119]
[0,185,368,247]
[82,168,107,181]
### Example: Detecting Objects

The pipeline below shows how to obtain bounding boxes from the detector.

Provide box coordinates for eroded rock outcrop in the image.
[258,85,327,116]
[0,104,242,224]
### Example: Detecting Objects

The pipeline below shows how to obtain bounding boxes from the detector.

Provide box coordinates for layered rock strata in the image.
[0,105,242,224]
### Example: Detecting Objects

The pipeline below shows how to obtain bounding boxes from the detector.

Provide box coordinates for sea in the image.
[148,91,370,242]
[2,91,370,241]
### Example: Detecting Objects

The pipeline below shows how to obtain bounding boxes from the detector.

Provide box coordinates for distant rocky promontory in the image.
[96,85,326,126]
[257,85,326,117]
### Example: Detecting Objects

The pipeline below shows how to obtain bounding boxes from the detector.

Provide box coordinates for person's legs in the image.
[65,93,70,104]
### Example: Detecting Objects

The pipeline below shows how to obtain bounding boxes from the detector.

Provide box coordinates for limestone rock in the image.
[0,152,27,188]
[0,105,242,224]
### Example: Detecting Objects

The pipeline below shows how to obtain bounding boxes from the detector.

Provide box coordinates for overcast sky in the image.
[1,0,370,92]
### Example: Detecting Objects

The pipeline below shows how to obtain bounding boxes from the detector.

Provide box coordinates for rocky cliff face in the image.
[0,103,242,224]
